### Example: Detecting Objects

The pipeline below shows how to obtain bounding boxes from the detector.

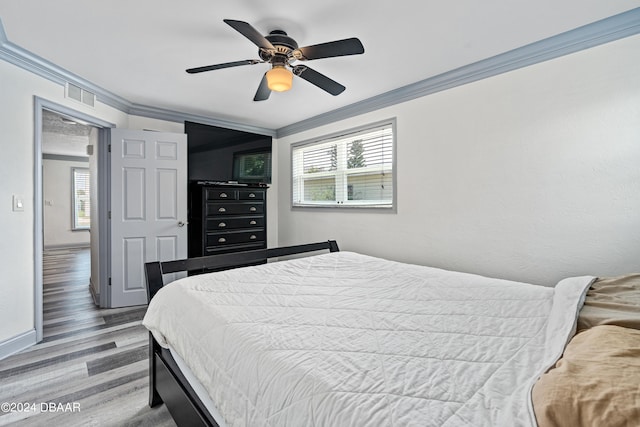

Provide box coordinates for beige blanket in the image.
[577,274,640,331]
[532,325,640,427]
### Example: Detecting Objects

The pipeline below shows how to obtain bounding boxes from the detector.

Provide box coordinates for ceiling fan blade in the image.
[186,60,258,74]
[293,65,345,96]
[253,73,271,101]
[294,38,364,61]
[223,19,275,51]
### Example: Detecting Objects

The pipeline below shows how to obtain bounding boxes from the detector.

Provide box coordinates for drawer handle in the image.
[219,192,228,198]
[249,235,257,240]
[249,220,257,225]
[249,207,257,212]
[218,237,226,243]
[218,222,226,228]
[218,207,226,213]
[248,193,256,198]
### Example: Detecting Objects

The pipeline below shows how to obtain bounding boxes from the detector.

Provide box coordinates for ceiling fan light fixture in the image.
[266,66,293,92]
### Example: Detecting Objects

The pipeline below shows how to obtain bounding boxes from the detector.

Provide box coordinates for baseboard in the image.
[43,243,90,250]
[0,329,36,361]
[89,278,100,306]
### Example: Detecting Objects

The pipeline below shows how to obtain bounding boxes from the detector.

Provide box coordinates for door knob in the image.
[178,221,188,227]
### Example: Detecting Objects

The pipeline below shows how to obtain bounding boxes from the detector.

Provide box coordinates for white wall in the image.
[276,34,640,286]
[0,57,280,353]
[0,58,130,348]
[42,158,91,248]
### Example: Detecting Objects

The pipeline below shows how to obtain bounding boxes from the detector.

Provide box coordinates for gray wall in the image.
[42,156,90,248]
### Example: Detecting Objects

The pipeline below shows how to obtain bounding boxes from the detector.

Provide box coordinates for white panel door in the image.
[110,129,188,307]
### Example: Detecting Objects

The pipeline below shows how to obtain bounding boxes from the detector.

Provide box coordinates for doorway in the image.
[41,109,97,300]
[34,97,114,342]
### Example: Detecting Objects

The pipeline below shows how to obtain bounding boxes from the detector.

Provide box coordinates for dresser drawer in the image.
[238,189,265,200]
[206,229,265,247]
[205,188,238,200]
[206,216,264,230]
[206,202,264,216]
[190,184,268,259]
[204,242,265,256]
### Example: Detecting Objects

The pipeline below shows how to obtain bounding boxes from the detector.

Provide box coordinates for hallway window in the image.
[72,168,90,229]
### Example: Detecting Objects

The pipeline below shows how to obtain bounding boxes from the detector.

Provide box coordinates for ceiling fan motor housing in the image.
[260,30,298,61]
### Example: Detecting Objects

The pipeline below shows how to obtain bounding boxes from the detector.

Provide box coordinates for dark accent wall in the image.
[185,121,272,183]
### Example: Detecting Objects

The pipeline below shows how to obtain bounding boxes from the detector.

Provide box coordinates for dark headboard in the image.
[144,240,340,302]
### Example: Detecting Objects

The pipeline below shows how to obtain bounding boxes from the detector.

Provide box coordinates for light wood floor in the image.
[0,247,176,426]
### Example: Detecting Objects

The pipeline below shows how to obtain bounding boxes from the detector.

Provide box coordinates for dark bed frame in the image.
[144,240,340,427]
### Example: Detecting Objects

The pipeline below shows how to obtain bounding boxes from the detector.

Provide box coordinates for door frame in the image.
[34,97,114,341]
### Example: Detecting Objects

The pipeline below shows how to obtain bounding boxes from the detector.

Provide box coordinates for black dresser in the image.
[189,182,267,259]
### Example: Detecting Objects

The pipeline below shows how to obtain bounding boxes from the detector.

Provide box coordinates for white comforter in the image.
[143,251,593,427]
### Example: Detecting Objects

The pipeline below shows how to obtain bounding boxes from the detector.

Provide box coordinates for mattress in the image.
[169,346,229,427]
[143,251,593,427]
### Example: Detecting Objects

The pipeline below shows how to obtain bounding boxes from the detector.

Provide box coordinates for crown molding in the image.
[0,19,132,112]
[127,104,277,137]
[2,8,639,140]
[0,17,276,137]
[276,7,640,138]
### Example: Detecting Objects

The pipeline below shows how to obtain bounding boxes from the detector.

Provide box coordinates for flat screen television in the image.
[232,149,272,184]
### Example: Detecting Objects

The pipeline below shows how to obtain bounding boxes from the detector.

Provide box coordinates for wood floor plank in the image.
[0,248,176,426]
[0,325,145,371]
[7,357,147,409]
[1,363,88,403]
[86,345,147,377]
[42,321,137,343]
[0,343,116,380]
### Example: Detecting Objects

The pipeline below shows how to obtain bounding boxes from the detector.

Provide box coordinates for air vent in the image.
[66,83,95,107]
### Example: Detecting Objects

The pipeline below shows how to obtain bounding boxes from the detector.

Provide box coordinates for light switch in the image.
[12,195,24,212]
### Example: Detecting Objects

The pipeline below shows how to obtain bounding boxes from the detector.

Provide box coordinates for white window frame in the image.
[291,119,396,211]
[72,167,90,230]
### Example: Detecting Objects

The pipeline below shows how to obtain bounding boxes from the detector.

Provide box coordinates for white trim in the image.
[0,329,36,361]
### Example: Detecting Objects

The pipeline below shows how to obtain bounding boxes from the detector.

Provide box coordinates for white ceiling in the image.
[42,110,94,156]
[1,1,638,131]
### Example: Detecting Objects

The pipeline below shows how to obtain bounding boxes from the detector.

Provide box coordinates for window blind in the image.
[292,121,394,208]
[73,168,90,229]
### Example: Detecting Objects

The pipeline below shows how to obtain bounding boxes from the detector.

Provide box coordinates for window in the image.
[292,120,395,209]
[72,168,90,229]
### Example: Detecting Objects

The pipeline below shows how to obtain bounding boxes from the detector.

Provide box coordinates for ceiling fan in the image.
[186,19,365,101]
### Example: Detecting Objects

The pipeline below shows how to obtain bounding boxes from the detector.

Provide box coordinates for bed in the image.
[142,241,640,427]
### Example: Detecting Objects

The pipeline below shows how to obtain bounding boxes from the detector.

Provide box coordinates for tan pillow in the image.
[533,325,640,427]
